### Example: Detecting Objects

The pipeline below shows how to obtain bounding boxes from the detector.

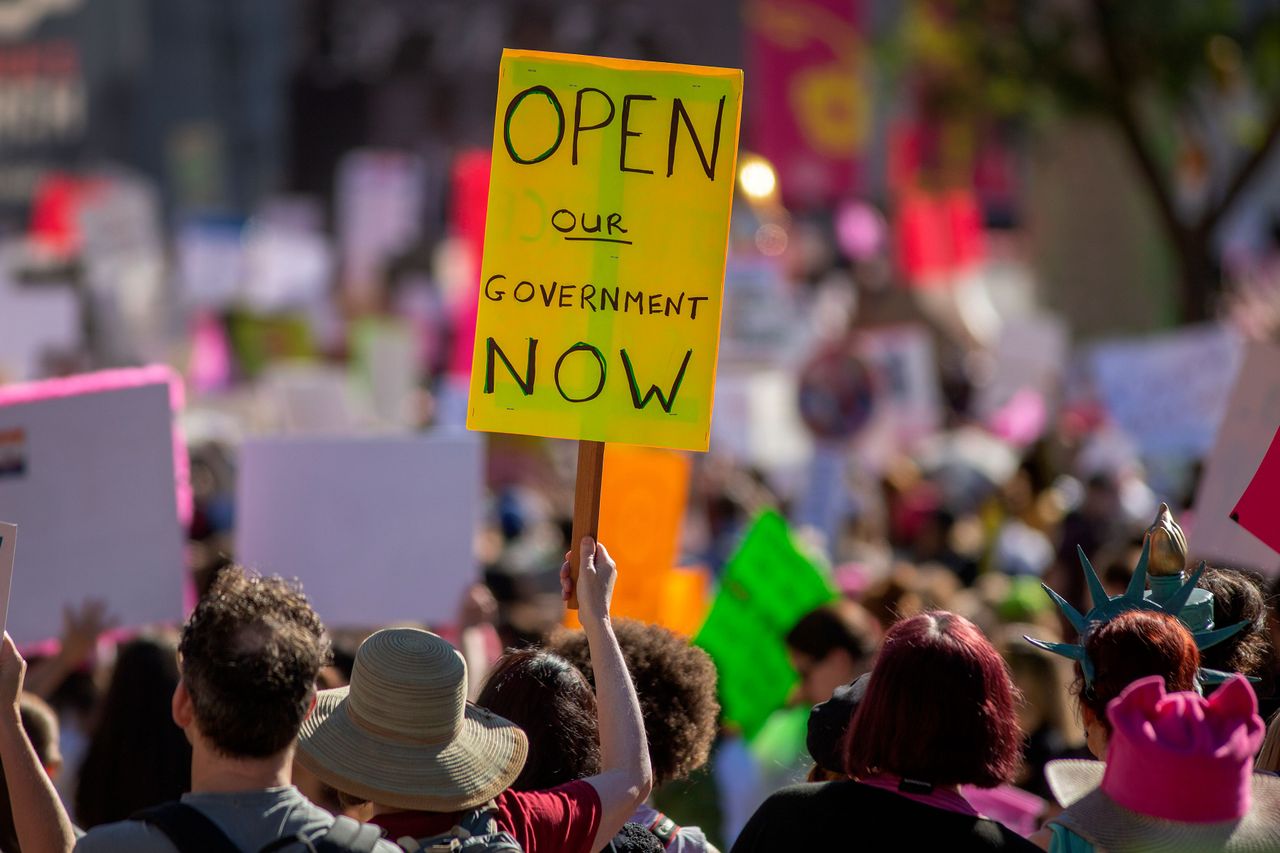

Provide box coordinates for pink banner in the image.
[747,0,867,208]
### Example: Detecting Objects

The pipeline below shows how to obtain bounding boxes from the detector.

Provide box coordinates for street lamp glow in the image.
[739,157,777,201]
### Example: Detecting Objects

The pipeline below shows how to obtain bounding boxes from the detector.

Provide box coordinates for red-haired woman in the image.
[730,611,1040,852]
[1069,609,1200,761]
[1031,609,1203,851]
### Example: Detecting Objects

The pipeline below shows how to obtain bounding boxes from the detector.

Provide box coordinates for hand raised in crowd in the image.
[60,598,117,664]
[457,581,499,629]
[0,632,26,714]
[561,536,616,625]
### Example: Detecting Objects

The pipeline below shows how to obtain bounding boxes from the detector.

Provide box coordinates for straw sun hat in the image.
[1044,675,1280,853]
[296,628,528,812]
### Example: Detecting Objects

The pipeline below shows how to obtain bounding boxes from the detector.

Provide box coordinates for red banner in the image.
[746,0,868,208]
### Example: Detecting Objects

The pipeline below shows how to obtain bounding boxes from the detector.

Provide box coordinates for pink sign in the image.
[1232,426,1280,556]
[747,0,867,208]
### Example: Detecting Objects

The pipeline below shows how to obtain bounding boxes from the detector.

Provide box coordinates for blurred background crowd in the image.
[1,0,1280,850]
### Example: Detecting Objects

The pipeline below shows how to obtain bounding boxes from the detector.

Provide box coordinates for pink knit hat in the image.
[1100,674,1265,823]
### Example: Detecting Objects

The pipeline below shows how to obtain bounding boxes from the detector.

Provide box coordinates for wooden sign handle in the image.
[567,440,606,610]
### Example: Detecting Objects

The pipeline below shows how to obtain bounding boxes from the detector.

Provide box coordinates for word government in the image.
[484,274,711,319]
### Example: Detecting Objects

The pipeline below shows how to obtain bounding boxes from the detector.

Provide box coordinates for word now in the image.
[502,84,729,180]
[484,337,693,412]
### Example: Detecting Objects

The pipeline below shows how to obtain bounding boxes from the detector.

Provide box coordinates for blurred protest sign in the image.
[976,314,1069,419]
[466,49,743,451]
[1091,326,1242,457]
[1191,342,1280,573]
[0,374,185,643]
[664,566,710,637]
[0,523,13,635]
[856,324,942,450]
[695,511,836,739]
[747,0,867,207]
[0,278,79,381]
[720,255,799,364]
[235,433,482,628]
[797,342,876,441]
[565,445,690,629]
[255,364,367,434]
[337,150,426,308]
[711,368,812,472]
[1232,427,1280,557]
[351,318,418,431]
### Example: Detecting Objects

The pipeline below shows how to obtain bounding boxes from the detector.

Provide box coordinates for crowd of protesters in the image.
[0,447,1274,853]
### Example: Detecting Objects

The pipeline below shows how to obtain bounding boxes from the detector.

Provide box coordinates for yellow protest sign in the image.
[467,50,743,451]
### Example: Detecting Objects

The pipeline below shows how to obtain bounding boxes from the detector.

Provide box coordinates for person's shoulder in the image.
[968,816,1045,852]
[73,819,179,853]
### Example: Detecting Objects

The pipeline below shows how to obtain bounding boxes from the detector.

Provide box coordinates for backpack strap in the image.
[133,803,241,853]
[258,816,387,853]
[647,812,681,849]
[313,816,386,853]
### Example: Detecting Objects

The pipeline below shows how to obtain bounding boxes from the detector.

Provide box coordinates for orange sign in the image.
[566,444,690,627]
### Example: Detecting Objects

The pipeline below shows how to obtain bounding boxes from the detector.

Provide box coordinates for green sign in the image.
[694,511,837,740]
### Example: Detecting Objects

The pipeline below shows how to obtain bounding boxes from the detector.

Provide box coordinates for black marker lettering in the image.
[667,95,726,180]
[485,337,538,395]
[620,94,656,174]
[621,348,693,413]
[554,343,607,403]
[572,87,615,166]
[484,274,507,301]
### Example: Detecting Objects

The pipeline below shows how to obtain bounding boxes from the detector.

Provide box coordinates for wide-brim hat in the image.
[1045,759,1280,852]
[295,628,528,812]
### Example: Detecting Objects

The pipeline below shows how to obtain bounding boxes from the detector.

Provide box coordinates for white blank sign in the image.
[0,383,184,643]
[235,433,482,629]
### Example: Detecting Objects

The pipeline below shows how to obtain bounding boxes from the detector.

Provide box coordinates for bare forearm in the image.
[0,710,75,853]
[583,615,652,853]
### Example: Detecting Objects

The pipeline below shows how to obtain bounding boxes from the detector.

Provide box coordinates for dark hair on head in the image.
[75,636,192,827]
[1199,567,1270,677]
[785,600,878,663]
[551,619,720,785]
[1076,610,1199,732]
[0,695,62,852]
[179,566,330,758]
[476,649,601,791]
[607,823,666,853]
[844,611,1022,788]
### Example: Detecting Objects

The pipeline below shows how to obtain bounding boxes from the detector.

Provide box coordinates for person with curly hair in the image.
[1199,568,1274,703]
[4,566,403,853]
[553,618,721,853]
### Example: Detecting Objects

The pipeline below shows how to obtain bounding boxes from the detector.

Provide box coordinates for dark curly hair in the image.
[1075,610,1199,732]
[180,566,330,758]
[551,619,719,785]
[1199,567,1271,678]
[476,649,602,790]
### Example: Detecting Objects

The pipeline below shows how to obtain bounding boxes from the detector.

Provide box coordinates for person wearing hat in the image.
[297,537,653,853]
[1034,674,1280,852]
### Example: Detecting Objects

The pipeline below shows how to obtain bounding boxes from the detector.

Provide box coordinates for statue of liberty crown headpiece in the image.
[1025,504,1250,687]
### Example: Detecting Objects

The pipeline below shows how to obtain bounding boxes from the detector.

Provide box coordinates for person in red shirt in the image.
[296,537,652,853]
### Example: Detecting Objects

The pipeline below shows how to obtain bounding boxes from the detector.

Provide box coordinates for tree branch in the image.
[1199,107,1280,234]
[1087,0,1187,243]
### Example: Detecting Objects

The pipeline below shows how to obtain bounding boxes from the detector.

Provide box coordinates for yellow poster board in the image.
[467,50,743,451]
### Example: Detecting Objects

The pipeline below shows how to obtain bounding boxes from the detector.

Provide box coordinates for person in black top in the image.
[731,611,1039,853]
